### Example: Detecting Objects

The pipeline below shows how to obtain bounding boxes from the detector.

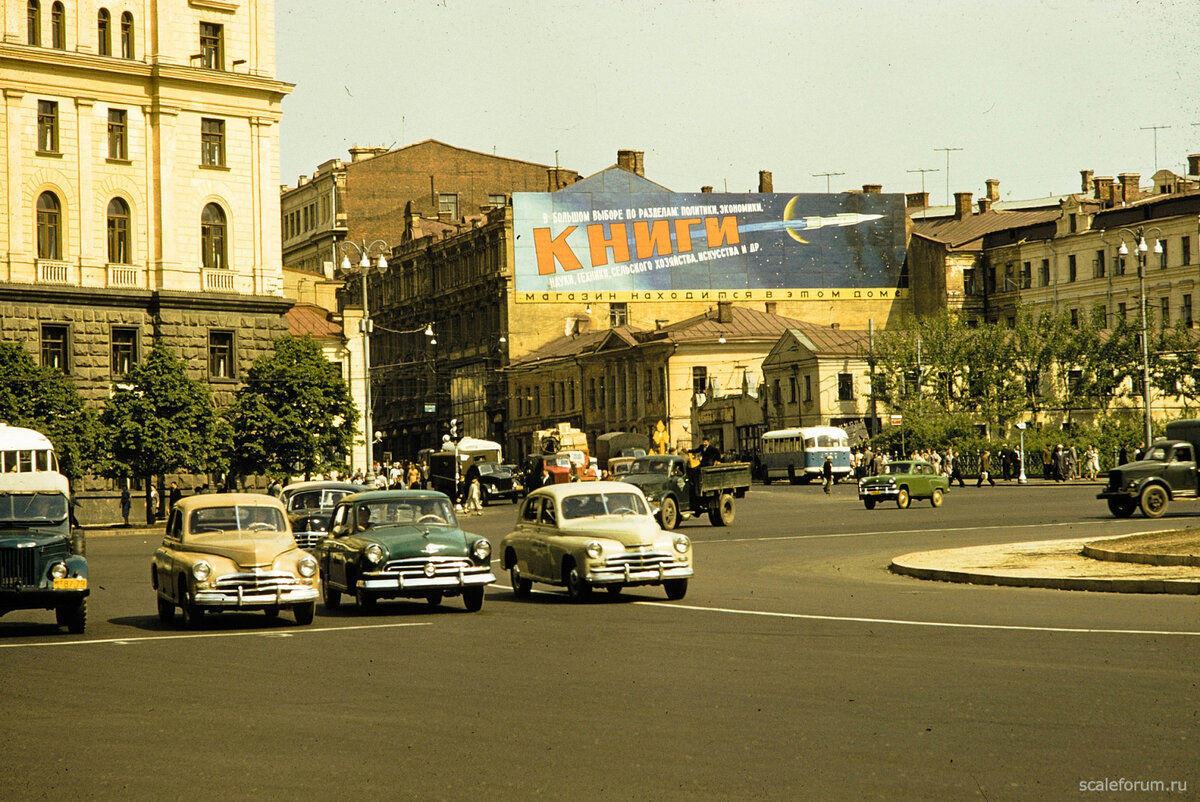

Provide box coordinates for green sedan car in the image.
[857,459,949,509]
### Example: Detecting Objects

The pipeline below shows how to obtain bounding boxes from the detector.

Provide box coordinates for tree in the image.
[102,343,228,523]
[225,336,358,481]
[0,342,102,479]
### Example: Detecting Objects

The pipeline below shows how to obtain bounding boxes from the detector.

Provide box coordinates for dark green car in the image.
[312,490,495,612]
[857,459,949,509]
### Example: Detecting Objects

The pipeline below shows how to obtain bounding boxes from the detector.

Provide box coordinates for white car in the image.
[500,481,693,601]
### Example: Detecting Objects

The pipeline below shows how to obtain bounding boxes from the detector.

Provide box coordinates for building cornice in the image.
[0,283,293,316]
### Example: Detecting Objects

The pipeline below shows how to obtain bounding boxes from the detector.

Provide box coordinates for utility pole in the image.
[933,147,963,205]
[906,167,940,201]
[811,171,845,193]
[1140,124,1170,172]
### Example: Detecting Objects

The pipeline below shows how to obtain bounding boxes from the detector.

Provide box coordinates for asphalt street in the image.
[1,480,1196,800]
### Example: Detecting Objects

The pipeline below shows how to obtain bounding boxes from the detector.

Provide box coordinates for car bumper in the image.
[360,568,496,592]
[859,487,898,500]
[194,585,318,608]
[0,585,89,612]
[584,564,694,587]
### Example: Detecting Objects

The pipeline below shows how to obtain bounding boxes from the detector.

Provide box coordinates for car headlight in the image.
[298,556,318,578]
[586,541,604,559]
[673,535,690,554]
[192,561,212,581]
[364,544,385,565]
[49,562,69,579]
[472,538,492,561]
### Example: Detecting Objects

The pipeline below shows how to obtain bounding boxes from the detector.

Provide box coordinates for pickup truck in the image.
[1098,419,1200,518]
[619,455,751,528]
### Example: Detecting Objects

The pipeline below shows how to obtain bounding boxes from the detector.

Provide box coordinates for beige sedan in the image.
[152,494,319,627]
[500,482,693,601]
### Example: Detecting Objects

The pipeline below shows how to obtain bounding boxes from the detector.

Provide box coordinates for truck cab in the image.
[1099,419,1200,518]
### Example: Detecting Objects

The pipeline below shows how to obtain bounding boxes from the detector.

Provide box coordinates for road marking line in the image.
[0,621,431,650]
[701,519,1118,544]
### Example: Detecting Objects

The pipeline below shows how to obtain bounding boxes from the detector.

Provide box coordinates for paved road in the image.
[1,481,1196,800]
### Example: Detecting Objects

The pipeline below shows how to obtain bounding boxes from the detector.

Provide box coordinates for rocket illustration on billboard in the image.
[737,197,883,243]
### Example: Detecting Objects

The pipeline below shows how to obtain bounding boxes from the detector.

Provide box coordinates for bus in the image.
[760,426,852,484]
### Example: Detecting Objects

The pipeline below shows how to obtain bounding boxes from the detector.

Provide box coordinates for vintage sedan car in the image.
[500,482,693,601]
[279,480,368,549]
[463,462,522,505]
[312,490,495,612]
[857,459,949,509]
[152,494,319,627]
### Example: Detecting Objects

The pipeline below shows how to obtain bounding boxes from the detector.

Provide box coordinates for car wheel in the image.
[322,576,341,608]
[564,560,591,602]
[355,585,376,611]
[863,498,876,510]
[293,601,315,625]
[481,486,490,507]
[664,579,688,600]
[510,564,532,598]
[156,594,175,625]
[762,466,772,485]
[179,579,204,629]
[426,591,443,606]
[1106,497,1136,518]
[707,493,735,526]
[462,586,484,612]
[658,496,679,530]
[930,488,944,508]
[896,488,911,509]
[511,494,519,504]
[1139,485,1168,518]
[263,607,280,619]
[606,584,623,596]
[56,598,87,634]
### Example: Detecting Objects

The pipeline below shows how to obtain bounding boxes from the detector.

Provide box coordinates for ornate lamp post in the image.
[1115,226,1163,451]
[340,239,390,473]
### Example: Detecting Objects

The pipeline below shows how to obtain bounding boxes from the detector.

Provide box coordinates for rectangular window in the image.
[1118,302,1127,322]
[438,193,458,220]
[1115,255,1125,276]
[588,378,596,410]
[569,380,576,410]
[1183,236,1192,267]
[1021,261,1031,289]
[692,367,707,397]
[199,22,223,69]
[598,376,606,409]
[41,324,69,372]
[111,327,138,375]
[1094,305,1107,328]
[51,3,64,48]
[1093,249,1105,278]
[487,194,506,210]
[1040,259,1049,286]
[772,379,781,405]
[533,386,541,415]
[37,100,58,153]
[1068,254,1077,282]
[1161,296,1170,325]
[609,302,628,327]
[549,381,557,413]
[1004,263,1014,291]
[788,376,797,403]
[1184,294,1193,328]
[837,373,853,402]
[107,108,128,159]
[208,331,234,378]
[804,375,812,402]
[201,118,225,167]
[1070,308,1079,328]
[1159,241,1168,269]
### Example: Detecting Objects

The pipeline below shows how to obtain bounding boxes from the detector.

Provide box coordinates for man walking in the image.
[822,455,834,495]
[976,450,996,487]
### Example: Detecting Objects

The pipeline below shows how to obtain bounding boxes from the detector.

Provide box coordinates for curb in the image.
[1081,543,1200,568]
[888,559,1200,594]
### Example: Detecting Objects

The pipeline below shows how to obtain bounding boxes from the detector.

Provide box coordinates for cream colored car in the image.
[500,482,693,601]
[152,494,319,627]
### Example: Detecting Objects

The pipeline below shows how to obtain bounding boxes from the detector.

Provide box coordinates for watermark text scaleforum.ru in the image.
[1080,777,1188,793]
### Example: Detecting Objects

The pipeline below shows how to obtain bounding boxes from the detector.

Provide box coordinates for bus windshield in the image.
[0,492,69,523]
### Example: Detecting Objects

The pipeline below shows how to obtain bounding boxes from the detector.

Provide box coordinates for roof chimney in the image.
[862,184,882,194]
[1081,169,1094,193]
[700,185,714,193]
[1189,155,1200,177]
[758,170,773,193]
[547,167,571,191]
[617,149,644,176]
[1119,173,1141,202]
[716,301,733,324]
[954,192,973,220]
[978,197,993,213]
[348,146,389,163]
[1094,176,1114,203]
[905,191,929,209]
[985,179,1000,202]
[764,301,777,315]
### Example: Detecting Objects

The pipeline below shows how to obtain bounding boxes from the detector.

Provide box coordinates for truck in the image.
[594,431,650,470]
[429,437,504,501]
[619,454,751,528]
[1098,419,1200,518]
[0,424,89,633]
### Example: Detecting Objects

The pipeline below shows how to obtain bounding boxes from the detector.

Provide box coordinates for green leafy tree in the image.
[102,343,228,523]
[0,342,103,479]
[225,336,358,481]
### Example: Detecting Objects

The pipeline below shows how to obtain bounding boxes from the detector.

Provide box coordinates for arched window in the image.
[107,198,130,264]
[36,192,61,260]
[120,11,134,58]
[50,2,64,49]
[201,203,226,270]
[97,9,111,56]
[27,1,40,46]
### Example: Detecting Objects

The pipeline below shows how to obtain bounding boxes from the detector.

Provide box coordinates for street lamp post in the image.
[340,238,390,474]
[1015,422,1027,484]
[1116,226,1163,451]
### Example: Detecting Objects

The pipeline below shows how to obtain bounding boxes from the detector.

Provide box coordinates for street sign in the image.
[889,415,903,426]
[424,403,436,413]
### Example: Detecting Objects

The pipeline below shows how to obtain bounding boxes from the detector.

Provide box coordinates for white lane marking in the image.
[701,519,1118,544]
[0,621,430,650]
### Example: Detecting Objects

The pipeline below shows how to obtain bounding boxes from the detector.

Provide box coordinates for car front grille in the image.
[603,550,678,570]
[382,556,478,579]
[294,530,324,550]
[0,548,38,589]
[213,571,301,593]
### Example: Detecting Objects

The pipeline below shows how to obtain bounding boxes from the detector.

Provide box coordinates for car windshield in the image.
[1143,446,1169,462]
[288,489,354,512]
[355,498,457,529]
[188,505,286,534]
[883,462,913,475]
[560,492,648,519]
[610,462,632,474]
[0,492,68,523]
[630,457,673,474]
[476,463,508,476]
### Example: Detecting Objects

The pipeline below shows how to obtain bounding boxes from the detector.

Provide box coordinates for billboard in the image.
[512,191,907,303]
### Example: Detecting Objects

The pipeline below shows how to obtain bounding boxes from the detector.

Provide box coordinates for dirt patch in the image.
[1092,530,1200,556]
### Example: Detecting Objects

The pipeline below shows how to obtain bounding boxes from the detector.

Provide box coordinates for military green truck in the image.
[618,454,751,528]
[1098,419,1200,518]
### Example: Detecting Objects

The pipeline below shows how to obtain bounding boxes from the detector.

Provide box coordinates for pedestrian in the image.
[947,448,965,487]
[976,450,996,487]
[1053,445,1067,482]
[168,481,182,511]
[120,486,131,526]
[1041,445,1053,480]
[822,454,834,495]
[690,437,722,467]
[407,462,422,490]
[464,477,483,515]
[1118,444,1129,465]
[149,484,160,521]
[267,478,282,498]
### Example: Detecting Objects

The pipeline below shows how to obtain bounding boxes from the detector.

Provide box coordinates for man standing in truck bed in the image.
[691,437,722,467]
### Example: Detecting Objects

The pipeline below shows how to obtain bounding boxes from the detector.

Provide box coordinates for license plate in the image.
[53,577,87,590]
[869,489,883,496]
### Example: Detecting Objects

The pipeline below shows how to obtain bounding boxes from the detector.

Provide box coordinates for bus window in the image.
[18,451,33,472]
[35,450,51,472]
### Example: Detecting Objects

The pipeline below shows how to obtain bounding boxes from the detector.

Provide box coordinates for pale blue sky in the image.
[277,0,1200,203]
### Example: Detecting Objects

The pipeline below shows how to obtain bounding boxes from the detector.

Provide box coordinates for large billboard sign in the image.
[512,191,907,303]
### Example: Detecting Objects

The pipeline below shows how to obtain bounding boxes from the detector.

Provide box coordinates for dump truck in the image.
[619,454,751,528]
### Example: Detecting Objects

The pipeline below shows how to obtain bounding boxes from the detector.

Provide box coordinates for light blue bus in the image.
[760,426,851,484]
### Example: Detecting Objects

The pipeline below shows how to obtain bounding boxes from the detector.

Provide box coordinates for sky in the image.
[276,0,1200,205]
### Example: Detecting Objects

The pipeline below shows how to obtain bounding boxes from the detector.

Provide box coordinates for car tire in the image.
[658,496,679,530]
[481,486,490,508]
[426,591,443,606]
[1106,497,1136,518]
[293,601,315,625]
[355,586,376,612]
[930,488,944,508]
[896,488,911,509]
[664,579,688,600]
[56,598,86,634]
[510,564,532,598]
[156,594,175,625]
[864,498,876,510]
[606,584,623,596]
[322,576,341,609]
[462,586,484,612]
[179,579,204,629]
[1139,485,1168,518]
[707,493,735,526]
[564,560,591,602]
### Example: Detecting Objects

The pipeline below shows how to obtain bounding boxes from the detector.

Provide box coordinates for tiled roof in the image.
[646,304,805,343]
[786,326,870,357]
[508,325,643,368]
[913,208,1062,249]
[287,303,343,339]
